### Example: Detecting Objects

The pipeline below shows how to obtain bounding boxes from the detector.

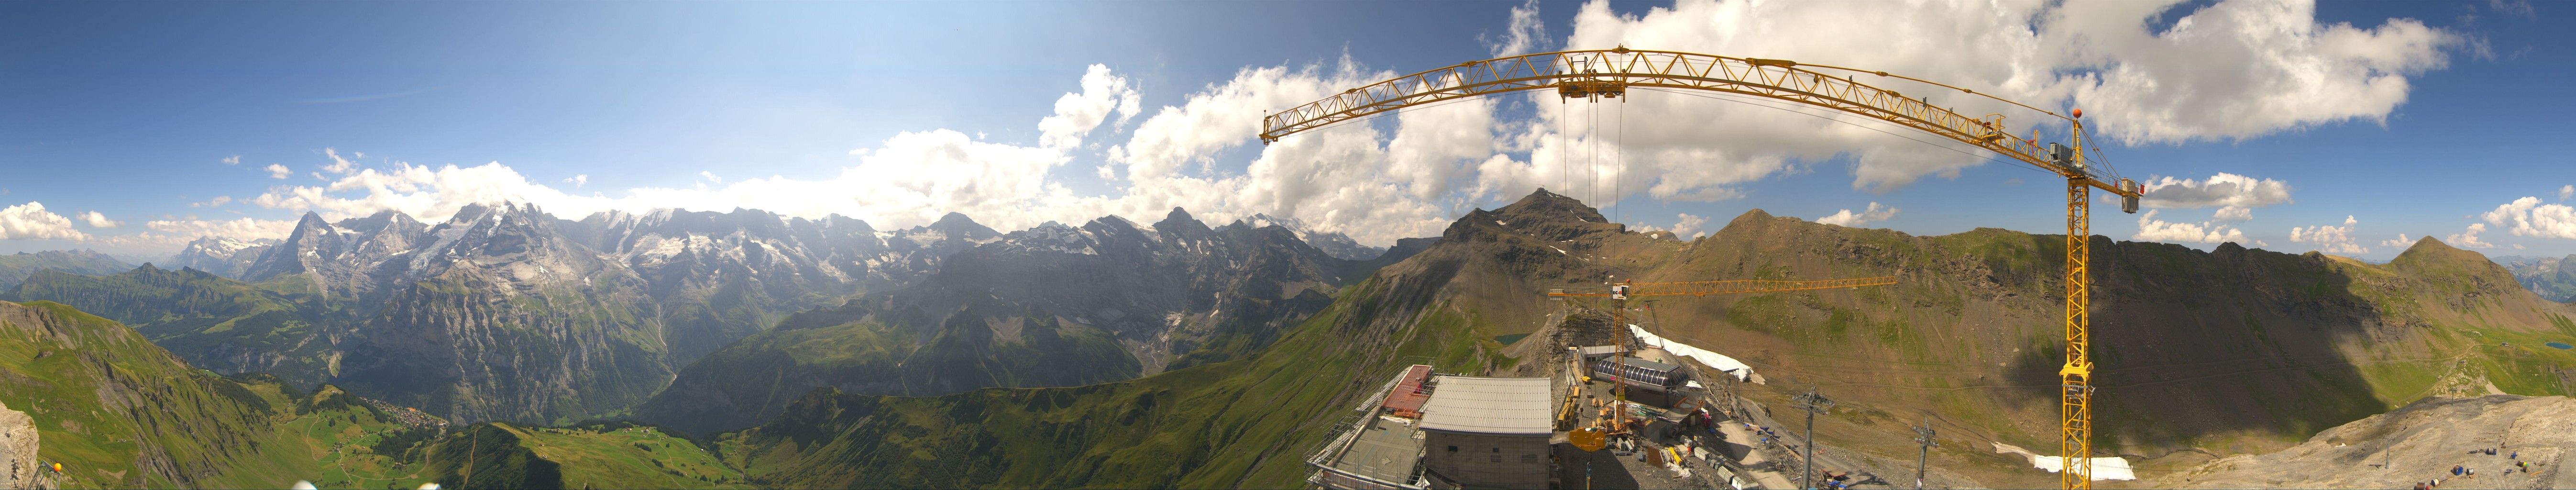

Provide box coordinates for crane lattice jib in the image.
[1258,48,2137,196]
[1266,48,2149,490]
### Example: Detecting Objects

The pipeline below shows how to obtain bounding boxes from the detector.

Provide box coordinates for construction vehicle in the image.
[1260,48,2143,490]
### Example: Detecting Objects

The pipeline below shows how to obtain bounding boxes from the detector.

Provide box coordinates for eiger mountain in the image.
[2,203,1000,423]
[712,189,2576,488]
[0,249,130,290]
[635,207,1431,434]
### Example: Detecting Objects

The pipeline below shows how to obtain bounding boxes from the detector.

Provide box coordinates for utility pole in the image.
[1792,388,1835,490]
[1914,420,1936,490]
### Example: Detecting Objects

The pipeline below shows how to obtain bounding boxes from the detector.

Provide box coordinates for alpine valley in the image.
[7,191,2576,489]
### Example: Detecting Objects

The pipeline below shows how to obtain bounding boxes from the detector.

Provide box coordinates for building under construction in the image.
[1307,367,1556,490]
[1307,346,1760,490]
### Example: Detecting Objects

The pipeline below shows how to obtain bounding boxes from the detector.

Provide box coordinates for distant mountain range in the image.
[0,203,1400,425]
[635,208,1431,434]
[719,189,2576,488]
[4,204,1007,423]
[2494,254,2576,302]
[161,236,276,278]
[8,190,2576,489]
[0,249,129,290]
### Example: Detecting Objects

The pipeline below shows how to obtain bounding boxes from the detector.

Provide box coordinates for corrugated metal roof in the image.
[1417,376,1553,435]
[1615,356,1681,372]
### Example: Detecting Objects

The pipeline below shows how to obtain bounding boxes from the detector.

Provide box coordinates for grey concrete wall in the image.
[1422,431,1550,490]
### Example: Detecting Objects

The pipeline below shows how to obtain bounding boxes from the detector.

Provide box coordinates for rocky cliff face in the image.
[559,208,998,362]
[328,203,674,423]
[636,207,1426,434]
[0,400,43,490]
[2162,394,2576,489]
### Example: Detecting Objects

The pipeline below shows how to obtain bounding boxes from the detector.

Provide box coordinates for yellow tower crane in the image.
[1260,48,2145,490]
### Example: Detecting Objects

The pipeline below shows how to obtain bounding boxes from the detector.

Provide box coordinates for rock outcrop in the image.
[2162,395,2576,489]
[0,400,44,490]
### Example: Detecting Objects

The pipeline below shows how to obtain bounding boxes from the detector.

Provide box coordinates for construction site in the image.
[1275,47,2576,490]
[1305,292,1927,490]
[1279,48,2137,490]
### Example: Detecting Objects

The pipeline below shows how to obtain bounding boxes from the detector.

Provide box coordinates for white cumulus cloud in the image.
[77,211,120,228]
[2446,223,2495,248]
[2377,234,2413,248]
[145,217,298,241]
[1637,212,1710,239]
[2479,196,2576,240]
[1484,0,1549,57]
[2559,184,2572,201]
[1816,202,1898,227]
[221,155,241,165]
[320,148,358,175]
[190,3,2460,250]
[564,174,588,188]
[1540,0,2453,196]
[265,164,292,179]
[2138,173,2292,224]
[2134,209,2248,245]
[1036,64,1142,150]
[0,202,89,241]
[2288,215,2367,255]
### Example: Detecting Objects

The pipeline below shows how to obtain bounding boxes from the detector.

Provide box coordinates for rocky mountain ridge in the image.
[162,236,276,279]
[634,207,1430,434]
[6,203,1006,423]
[715,189,2576,489]
[2498,254,2576,302]
[0,249,129,290]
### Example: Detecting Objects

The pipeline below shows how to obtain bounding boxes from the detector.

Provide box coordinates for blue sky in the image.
[2,0,2571,262]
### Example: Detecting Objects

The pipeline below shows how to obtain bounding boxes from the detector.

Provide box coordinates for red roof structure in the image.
[1382,365,1435,419]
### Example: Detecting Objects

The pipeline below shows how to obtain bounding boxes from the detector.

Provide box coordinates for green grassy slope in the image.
[413,422,749,489]
[3,266,343,388]
[0,299,748,490]
[0,300,288,488]
[721,278,1512,488]
[715,193,1579,489]
[717,190,2576,489]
